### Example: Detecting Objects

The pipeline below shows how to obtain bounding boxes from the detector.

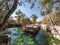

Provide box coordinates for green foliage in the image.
[44,31,60,45]
[25,0,31,3]
[14,36,36,45]
[41,14,60,25]
[18,0,60,26]
[41,0,53,8]
[30,2,35,9]
[13,28,36,45]
[16,10,22,15]
[15,10,33,25]
[13,28,49,45]
[40,0,60,16]
[15,10,26,24]
[22,17,32,25]
[31,14,38,23]
[8,17,16,24]
[12,27,60,45]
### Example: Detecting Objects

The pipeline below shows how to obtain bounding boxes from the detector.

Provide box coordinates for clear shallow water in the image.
[11,28,19,45]
[11,28,49,45]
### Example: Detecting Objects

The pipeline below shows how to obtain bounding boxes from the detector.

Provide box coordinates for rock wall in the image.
[40,24,60,40]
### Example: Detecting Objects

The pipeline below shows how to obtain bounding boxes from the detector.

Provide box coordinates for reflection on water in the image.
[11,28,19,45]
[11,28,49,45]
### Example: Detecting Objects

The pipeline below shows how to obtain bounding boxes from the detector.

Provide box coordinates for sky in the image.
[11,0,45,21]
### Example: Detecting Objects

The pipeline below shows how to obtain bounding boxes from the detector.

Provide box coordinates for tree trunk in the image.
[48,14,59,34]
[0,0,18,31]
[48,14,53,26]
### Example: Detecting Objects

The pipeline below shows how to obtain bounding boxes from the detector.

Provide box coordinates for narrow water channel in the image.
[11,27,49,45]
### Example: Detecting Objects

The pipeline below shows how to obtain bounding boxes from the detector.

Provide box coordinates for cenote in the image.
[10,27,49,45]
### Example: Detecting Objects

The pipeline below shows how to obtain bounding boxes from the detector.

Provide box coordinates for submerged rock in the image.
[22,25,40,35]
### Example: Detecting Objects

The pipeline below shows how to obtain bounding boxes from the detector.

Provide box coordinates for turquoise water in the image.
[11,28,49,45]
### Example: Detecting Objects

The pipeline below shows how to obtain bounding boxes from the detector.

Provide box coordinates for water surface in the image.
[11,27,49,45]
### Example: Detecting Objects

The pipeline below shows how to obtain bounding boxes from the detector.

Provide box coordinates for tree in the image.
[8,17,16,24]
[23,17,32,25]
[42,14,60,26]
[40,0,59,25]
[15,10,22,24]
[20,17,30,25]
[20,0,60,33]
[15,10,32,25]
[20,0,60,24]
[39,0,60,34]
[15,10,26,24]
[12,0,60,25]
[31,14,38,23]
[0,0,18,31]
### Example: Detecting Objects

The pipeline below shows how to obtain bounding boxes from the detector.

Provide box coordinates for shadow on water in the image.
[11,27,49,45]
